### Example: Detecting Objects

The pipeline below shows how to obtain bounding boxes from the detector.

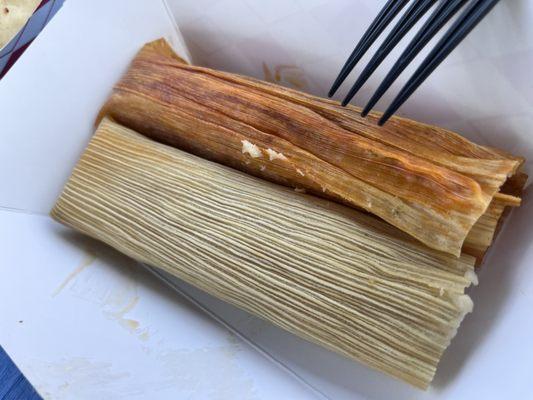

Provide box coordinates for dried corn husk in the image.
[464,193,521,263]
[51,119,477,389]
[99,39,523,257]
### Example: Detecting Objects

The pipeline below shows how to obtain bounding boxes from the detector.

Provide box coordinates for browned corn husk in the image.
[98,39,524,257]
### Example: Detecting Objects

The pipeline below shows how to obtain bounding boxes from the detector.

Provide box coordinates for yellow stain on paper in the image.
[262,62,308,90]
[52,251,96,297]
[104,294,142,334]
[51,246,151,342]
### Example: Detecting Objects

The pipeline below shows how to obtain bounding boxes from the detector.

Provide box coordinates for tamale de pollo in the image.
[51,119,477,389]
[99,39,523,256]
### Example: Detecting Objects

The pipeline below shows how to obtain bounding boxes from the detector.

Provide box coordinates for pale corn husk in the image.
[51,119,477,389]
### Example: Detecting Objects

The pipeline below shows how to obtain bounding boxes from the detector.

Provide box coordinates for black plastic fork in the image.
[329,0,502,125]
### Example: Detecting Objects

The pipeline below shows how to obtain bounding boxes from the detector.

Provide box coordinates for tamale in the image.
[51,119,477,389]
[99,39,523,257]
[137,38,526,263]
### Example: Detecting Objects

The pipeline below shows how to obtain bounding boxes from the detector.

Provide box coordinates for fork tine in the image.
[328,0,410,98]
[341,0,437,107]
[362,0,469,117]
[379,0,501,125]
